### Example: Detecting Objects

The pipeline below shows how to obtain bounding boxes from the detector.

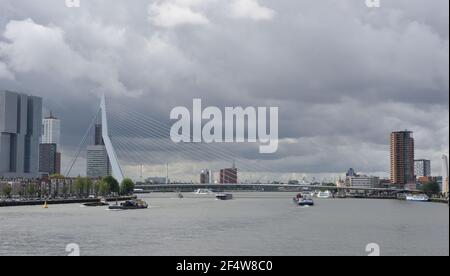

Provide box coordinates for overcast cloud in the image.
[0,0,448,182]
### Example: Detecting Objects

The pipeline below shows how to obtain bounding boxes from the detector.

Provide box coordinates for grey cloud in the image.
[0,0,448,180]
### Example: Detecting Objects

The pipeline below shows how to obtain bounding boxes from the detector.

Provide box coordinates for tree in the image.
[27,184,36,199]
[73,177,84,197]
[103,176,120,195]
[85,178,93,197]
[98,180,110,196]
[120,178,135,195]
[2,185,12,198]
[421,182,440,197]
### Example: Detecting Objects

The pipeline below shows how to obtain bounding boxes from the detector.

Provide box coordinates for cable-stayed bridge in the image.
[65,96,282,184]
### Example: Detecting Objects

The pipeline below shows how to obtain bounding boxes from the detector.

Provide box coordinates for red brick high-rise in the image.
[390,131,415,187]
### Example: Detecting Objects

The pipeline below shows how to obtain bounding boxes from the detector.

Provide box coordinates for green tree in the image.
[85,178,93,197]
[421,182,440,197]
[73,177,88,197]
[27,184,36,198]
[99,180,110,196]
[120,178,135,195]
[2,185,12,198]
[103,176,120,195]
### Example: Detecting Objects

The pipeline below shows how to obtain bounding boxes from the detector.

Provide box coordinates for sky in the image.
[0,0,448,182]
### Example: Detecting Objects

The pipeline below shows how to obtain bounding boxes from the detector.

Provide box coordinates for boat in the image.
[293,195,314,206]
[317,190,333,199]
[294,197,314,206]
[405,194,429,202]
[216,193,233,200]
[83,198,109,207]
[193,189,214,195]
[108,199,148,210]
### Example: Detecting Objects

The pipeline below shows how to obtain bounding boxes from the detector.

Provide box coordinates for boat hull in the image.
[216,193,233,200]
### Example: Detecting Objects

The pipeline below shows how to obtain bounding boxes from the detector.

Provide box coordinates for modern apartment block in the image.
[39,143,59,175]
[414,159,431,177]
[87,145,111,179]
[390,131,415,186]
[220,167,238,184]
[0,91,42,178]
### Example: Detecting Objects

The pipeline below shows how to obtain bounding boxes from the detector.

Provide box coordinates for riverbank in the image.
[0,196,137,207]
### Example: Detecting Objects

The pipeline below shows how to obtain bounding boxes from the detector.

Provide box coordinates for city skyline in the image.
[0,0,448,181]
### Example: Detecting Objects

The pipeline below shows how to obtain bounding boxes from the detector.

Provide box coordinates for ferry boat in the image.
[316,190,333,199]
[405,194,429,202]
[216,193,233,200]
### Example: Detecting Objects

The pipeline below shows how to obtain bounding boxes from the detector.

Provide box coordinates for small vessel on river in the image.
[108,199,148,210]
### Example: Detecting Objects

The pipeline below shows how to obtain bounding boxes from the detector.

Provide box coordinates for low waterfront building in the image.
[347,175,380,189]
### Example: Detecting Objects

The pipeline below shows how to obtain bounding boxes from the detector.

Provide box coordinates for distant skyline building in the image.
[41,112,61,175]
[346,168,358,177]
[347,175,380,189]
[442,155,449,195]
[414,159,431,178]
[390,131,415,187]
[95,124,104,146]
[39,143,59,175]
[200,169,211,184]
[0,91,42,178]
[87,122,111,179]
[220,163,238,184]
[86,145,111,178]
[41,112,60,146]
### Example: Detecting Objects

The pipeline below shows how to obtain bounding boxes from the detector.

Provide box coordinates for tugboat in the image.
[215,193,233,200]
[108,199,149,210]
[293,193,314,206]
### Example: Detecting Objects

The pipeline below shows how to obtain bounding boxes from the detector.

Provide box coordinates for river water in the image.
[0,192,448,256]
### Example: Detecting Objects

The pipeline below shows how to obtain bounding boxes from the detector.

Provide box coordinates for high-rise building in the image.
[0,91,42,178]
[414,159,431,177]
[39,143,58,175]
[442,155,449,195]
[346,168,357,177]
[41,112,61,175]
[95,124,104,146]
[390,131,415,187]
[42,112,60,146]
[86,145,111,178]
[220,163,238,184]
[87,122,111,179]
[200,169,211,184]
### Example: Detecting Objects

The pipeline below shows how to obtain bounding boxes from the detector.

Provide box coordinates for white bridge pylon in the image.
[100,95,124,184]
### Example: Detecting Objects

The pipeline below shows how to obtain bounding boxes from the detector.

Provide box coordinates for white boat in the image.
[316,190,333,199]
[193,189,214,195]
[405,194,429,202]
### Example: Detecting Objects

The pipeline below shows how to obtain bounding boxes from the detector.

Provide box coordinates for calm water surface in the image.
[0,192,448,256]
